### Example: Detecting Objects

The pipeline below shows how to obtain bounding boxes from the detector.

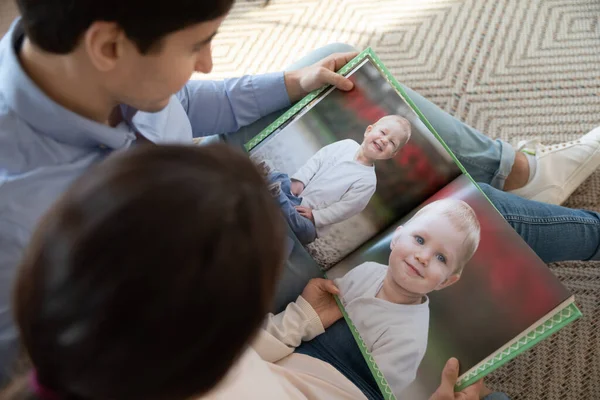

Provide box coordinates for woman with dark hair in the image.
[0,144,484,400]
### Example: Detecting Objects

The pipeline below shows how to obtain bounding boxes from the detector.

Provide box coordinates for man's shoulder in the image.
[0,107,95,234]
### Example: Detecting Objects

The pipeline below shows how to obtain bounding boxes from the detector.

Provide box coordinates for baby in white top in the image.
[267,115,412,245]
[335,198,481,397]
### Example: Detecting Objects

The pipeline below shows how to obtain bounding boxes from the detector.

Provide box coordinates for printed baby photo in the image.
[327,175,572,399]
[249,58,461,269]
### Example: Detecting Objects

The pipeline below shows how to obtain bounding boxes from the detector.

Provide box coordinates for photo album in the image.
[245,48,582,400]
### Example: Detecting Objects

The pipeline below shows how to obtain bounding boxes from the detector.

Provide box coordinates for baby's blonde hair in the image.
[404,198,481,273]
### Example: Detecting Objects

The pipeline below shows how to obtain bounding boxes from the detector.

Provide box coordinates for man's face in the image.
[361,117,409,161]
[106,17,225,112]
[387,212,464,296]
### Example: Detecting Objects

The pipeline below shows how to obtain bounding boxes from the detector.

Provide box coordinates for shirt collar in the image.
[0,18,135,150]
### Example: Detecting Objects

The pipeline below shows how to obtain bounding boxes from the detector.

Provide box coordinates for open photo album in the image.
[244,48,582,400]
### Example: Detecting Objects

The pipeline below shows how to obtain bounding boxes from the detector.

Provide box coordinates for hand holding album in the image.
[300,278,342,330]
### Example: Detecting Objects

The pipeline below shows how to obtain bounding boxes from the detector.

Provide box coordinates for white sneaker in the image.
[509,127,600,205]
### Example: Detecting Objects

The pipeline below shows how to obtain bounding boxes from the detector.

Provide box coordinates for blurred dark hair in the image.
[15,0,235,54]
[2,144,286,400]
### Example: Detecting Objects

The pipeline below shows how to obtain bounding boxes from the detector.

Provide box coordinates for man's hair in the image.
[374,115,412,150]
[4,144,286,400]
[406,198,481,273]
[16,0,235,54]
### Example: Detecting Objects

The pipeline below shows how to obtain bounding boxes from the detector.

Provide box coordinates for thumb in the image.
[439,358,460,393]
[320,68,354,91]
[314,278,340,295]
[322,279,340,295]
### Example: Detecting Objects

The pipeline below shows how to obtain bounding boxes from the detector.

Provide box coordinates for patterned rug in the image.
[1,0,599,398]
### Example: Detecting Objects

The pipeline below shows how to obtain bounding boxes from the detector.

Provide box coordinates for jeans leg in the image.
[269,172,317,245]
[222,43,357,148]
[479,183,600,263]
[400,87,515,189]
[295,319,383,400]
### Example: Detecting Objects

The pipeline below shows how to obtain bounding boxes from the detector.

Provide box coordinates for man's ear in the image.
[83,21,126,72]
[436,273,461,291]
[390,226,402,250]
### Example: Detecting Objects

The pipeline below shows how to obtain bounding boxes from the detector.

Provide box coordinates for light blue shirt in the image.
[0,19,291,376]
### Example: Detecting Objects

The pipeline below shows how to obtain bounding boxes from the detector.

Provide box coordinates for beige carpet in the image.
[1,0,599,398]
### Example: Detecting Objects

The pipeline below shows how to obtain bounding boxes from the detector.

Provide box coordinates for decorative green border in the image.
[248,48,583,395]
[456,302,582,390]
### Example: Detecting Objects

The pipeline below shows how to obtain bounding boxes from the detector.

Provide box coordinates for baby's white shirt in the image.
[334,262,430,398]
[291,139,376,236]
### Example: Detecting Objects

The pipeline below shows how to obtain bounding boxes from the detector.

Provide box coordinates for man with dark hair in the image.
[0,0,357,378]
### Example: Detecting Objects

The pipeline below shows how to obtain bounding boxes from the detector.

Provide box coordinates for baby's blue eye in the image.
[415,235,424,245]
[436,254,447,263]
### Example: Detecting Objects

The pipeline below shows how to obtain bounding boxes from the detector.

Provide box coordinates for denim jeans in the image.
[268,172,317,245]
[295,319,383,400]
[479,183,600,263]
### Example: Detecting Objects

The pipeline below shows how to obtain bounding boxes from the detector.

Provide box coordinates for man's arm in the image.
[177,74,290,137]
[178,52,358,138]
[311,182,376,228]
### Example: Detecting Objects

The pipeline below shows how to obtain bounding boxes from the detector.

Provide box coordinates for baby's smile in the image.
[404,260,424,278]
[371,140,384,153]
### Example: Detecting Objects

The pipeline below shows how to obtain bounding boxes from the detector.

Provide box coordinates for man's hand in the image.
[301,278,342,329]
[295,206,314,223]
[290,180,305,196]
[284,52,358,102]
[429,358,483,400]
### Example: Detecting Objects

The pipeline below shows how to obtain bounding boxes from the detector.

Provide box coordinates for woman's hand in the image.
[301,278,342,329]
[429,358,483,400]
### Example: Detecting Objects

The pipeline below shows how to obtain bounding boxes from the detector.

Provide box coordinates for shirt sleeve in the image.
[251,296,324,363]
[370,326,426,398]
[176,73,291,137]
[312,180,376,228]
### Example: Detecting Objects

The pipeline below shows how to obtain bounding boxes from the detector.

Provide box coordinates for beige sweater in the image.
[200,296,367,399]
